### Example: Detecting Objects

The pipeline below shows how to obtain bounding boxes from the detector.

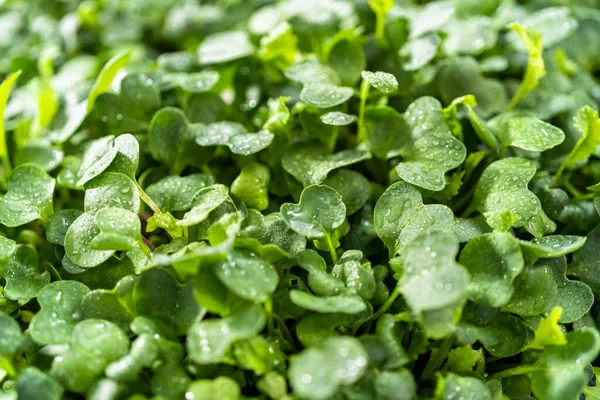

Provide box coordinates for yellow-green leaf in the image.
[87,51,130,113]
[508,23,545,109]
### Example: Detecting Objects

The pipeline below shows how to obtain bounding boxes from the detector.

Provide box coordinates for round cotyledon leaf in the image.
[0,164,55,227]
[29,281,90,345]
[281,185,346,239]
[289,336,368,400]
[214,249,278,303]
[65,212,115,268]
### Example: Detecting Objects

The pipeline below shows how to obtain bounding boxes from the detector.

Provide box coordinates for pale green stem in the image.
[325,232,339,264]
[135,181,161,214]
[370,285,401,321]
[357,79,371,143]
[421,335,455,381]
[486,365,539,381]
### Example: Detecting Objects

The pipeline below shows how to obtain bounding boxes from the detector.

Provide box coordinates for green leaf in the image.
[186,377,240,400]
[401,33,441,71]
[435,373,491,400]
[198,30,255,65]
[396,97,467,191]
[214,249,278,303]
[374,181,453,256]
[555,105,600,182]
[361,71,398,94]
[489,112,564,152]
[3,245,50,302]
[77,134,139,186]
[323,169,370,216]
[459,313,531,358]
[542,257,593,324]
[134,268,202,335]
[84,172,139,214]
[459,232,524,307]
[16,367,63,400]
[91,208,144,253]
[64,212,114,268]
[14,140,63,172]
[177,185,230,226]
[527,307,567,350]
[529,329,600,400]
[0,71,21,171]
[186,306,265,364]
[519,235,586,259]
[363,105,405,159]
[508,24,545,109]
[320,111,356,126]
[0,164,55,227]
[398,230,469,337]
[289,291,366,314]
[300,84,354,108]
[285,60,340,85]
[231,162,270,210]
[196,122,274,155]
[258,22,299,71]
[51,319,129,392]
[282,143,370,187]
[281,185,346,239]
[502,262,557,317]
[289,337,368,400]
[374,370,416,400]
[30,281,90,345]
[145,174,214,212]
[471,157,553,236]
[0,312,23,357]
[159,71,219,93]
[87,51,130,113]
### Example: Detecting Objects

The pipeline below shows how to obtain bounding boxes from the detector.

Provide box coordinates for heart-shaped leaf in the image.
[374,181,453,257]
[65,212,115,268]
[177,185,230,226]
[281,185,346,239]
[91,208,144,253]
[134,268,202,335]
[323,169,371,216]
[77,134,139,186]
[214,249,278,303]
[282,143,370,187]
[2,245,50,302]
[145,174,214,212]
[186,306,265,364]
[459,232,524,307]
[231,162,270,210]
[361,71,398,93]
[51,319,129,392]
[84,172,139,214]
[289,337,368,400]
[488,112,564,152]
[0,164,55,227]
[471,157,554,236]
[197,30,255,65]
[196,122,274,155]
[541,257,593,324]
[300,84,354,108]
[395,97,466,191]
[30,281,90,345]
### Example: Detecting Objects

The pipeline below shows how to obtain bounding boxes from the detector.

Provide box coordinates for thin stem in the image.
[564,180,584,198]
[183,226,189,243]
[357,79,370,144]
[265,298,274,336]
[486,365,539,381]
[375,12,386,43]
[325,232,339,264]
[421,335,455,381]
[135,181,161,214]
[370,285,401,321]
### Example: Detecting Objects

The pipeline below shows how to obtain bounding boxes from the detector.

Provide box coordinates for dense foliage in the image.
[3,0,600,399]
